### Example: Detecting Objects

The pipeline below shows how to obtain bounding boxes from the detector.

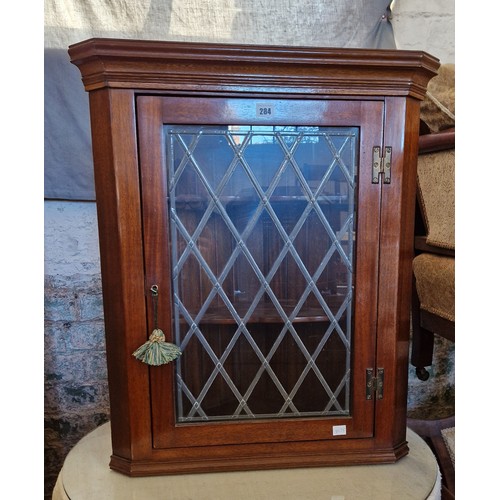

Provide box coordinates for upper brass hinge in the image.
[366,368,385,400]
[372,146,392,184]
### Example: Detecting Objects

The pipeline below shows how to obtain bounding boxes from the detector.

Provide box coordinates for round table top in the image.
[54,422,440,500]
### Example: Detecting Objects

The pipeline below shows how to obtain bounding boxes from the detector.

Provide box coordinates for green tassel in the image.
[132,329,182,366]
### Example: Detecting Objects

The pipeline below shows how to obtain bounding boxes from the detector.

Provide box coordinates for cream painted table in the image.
[53,423,440,500]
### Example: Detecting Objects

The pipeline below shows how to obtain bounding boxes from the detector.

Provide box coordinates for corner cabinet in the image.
[69,39,439,476]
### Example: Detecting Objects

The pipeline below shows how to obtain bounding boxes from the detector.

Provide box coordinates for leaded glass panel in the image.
[165,125,359,423]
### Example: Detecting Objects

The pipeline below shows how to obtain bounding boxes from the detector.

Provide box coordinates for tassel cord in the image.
[151,284,159,330]
[132,284,182,365]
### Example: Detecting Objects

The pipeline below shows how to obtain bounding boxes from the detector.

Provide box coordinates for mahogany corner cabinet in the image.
[68,38,439,476]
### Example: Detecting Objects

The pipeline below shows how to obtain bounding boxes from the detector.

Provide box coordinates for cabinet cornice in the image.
[69,38,439,99]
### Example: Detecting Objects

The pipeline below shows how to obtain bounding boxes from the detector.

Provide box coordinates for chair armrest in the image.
[414,236,454,257]
[419,128,455,154]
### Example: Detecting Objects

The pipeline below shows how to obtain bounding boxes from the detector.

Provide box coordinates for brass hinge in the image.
[372,146,392,184]
[366,368,385,400]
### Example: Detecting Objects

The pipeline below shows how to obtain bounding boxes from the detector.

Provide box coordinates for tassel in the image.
[132,328,182,366]
[133,284,182,366]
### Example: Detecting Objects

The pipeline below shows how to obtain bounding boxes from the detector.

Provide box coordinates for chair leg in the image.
[411,277,435,380]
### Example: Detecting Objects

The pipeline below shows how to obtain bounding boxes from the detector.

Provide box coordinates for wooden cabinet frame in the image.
[69,39,439,476]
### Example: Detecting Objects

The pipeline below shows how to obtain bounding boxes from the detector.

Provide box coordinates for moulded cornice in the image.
[68,38,440,100]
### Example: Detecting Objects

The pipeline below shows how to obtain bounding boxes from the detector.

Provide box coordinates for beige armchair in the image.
[411,63,455,381]
[411,128,455,381]
[409,64,455,500]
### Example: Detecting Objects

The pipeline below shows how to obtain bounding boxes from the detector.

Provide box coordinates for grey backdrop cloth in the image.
[45,0,395,200]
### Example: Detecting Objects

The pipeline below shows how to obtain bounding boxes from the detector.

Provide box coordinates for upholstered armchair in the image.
[409,64,455,500]
[411,64,455,381]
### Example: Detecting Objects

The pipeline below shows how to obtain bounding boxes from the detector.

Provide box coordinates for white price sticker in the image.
[332,425,347,436]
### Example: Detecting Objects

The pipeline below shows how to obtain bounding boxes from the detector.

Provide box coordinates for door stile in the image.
[136,96,179,442]
[352,101,385,433]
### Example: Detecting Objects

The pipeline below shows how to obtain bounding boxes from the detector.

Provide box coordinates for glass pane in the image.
[165,125,358,423]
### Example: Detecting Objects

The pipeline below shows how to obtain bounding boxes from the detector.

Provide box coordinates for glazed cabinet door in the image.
[137,96,384,450]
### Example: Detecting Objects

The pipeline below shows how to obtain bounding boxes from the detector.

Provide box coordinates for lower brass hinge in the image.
[366,368,385,400]
[372,146,392,184]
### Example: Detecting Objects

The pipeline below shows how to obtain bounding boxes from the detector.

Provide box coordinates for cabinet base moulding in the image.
[110,442,409,476]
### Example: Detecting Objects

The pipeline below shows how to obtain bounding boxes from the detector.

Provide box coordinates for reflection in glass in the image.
[165,125,359,422]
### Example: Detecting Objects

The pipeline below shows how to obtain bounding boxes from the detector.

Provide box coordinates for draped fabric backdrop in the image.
[44,0,395,200]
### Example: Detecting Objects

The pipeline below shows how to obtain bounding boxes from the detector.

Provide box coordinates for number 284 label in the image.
[256,104,274,117]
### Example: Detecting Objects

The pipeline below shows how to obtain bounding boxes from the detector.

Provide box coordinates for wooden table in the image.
[53,422,441,499]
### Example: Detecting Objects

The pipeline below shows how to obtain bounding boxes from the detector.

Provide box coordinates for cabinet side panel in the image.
[88,88,151,459]
[376,96,421,447]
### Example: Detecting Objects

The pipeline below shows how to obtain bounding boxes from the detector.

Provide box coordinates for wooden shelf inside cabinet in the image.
[173,195,351,211]
[193,303,344,325]
[69,38,439,477]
